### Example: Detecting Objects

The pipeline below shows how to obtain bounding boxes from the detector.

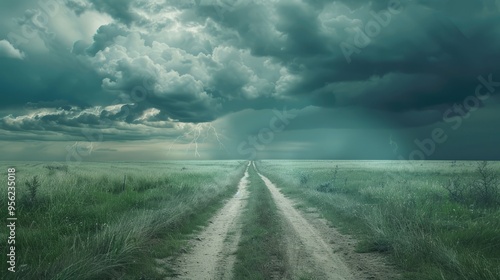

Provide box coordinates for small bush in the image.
[20,176,41,208]
[444,161,499,208]
[444,178,469,205]
[472,161,499,208]
[315,165,348,193]
[27,176,40,201]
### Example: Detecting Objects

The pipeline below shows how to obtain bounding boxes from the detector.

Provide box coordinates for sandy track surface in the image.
[255,163,399,280]
[165,163,250,280]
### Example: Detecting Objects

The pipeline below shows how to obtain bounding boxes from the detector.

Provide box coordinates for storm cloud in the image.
[1,0,499,160]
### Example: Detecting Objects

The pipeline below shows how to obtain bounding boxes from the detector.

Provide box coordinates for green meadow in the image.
[1,160,499,279]
[0,161,246,279]
[256,160,500,280]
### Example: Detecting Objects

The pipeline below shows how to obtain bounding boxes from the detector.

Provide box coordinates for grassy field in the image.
[0,161,246,279]
[256,160,500,280]
[2,160,499,279]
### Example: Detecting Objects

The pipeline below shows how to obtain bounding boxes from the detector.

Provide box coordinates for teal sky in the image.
[1,0,500,161]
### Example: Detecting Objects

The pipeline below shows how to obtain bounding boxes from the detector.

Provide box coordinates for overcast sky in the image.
[1,0,500,161]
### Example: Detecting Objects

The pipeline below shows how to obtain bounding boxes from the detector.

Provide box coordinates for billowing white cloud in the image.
[0,40,24,59]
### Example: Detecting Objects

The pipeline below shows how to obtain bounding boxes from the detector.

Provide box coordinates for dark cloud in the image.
[87,0,137,25]
[81,23,129,56]
[0,0,499,159]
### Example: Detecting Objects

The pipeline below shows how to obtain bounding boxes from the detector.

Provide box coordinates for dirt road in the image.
[256,167,352,279]
[167,162,397,279]
[255,162,398,280]
[166,162,250,280]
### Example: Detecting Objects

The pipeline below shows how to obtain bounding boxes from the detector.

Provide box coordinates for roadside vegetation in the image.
[233,164,287,279]
[257,160,500,280]
[0,161,246,280]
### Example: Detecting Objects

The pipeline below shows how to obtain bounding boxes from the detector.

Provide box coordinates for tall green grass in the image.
[257,160,500,280]
[0,161,246,279]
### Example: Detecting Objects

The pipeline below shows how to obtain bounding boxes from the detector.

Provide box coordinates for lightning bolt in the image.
[87,141,94,154]
[186,124,202,158]
[208,123,226,151]
[167,122,227,158]
[69,141,79,152]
